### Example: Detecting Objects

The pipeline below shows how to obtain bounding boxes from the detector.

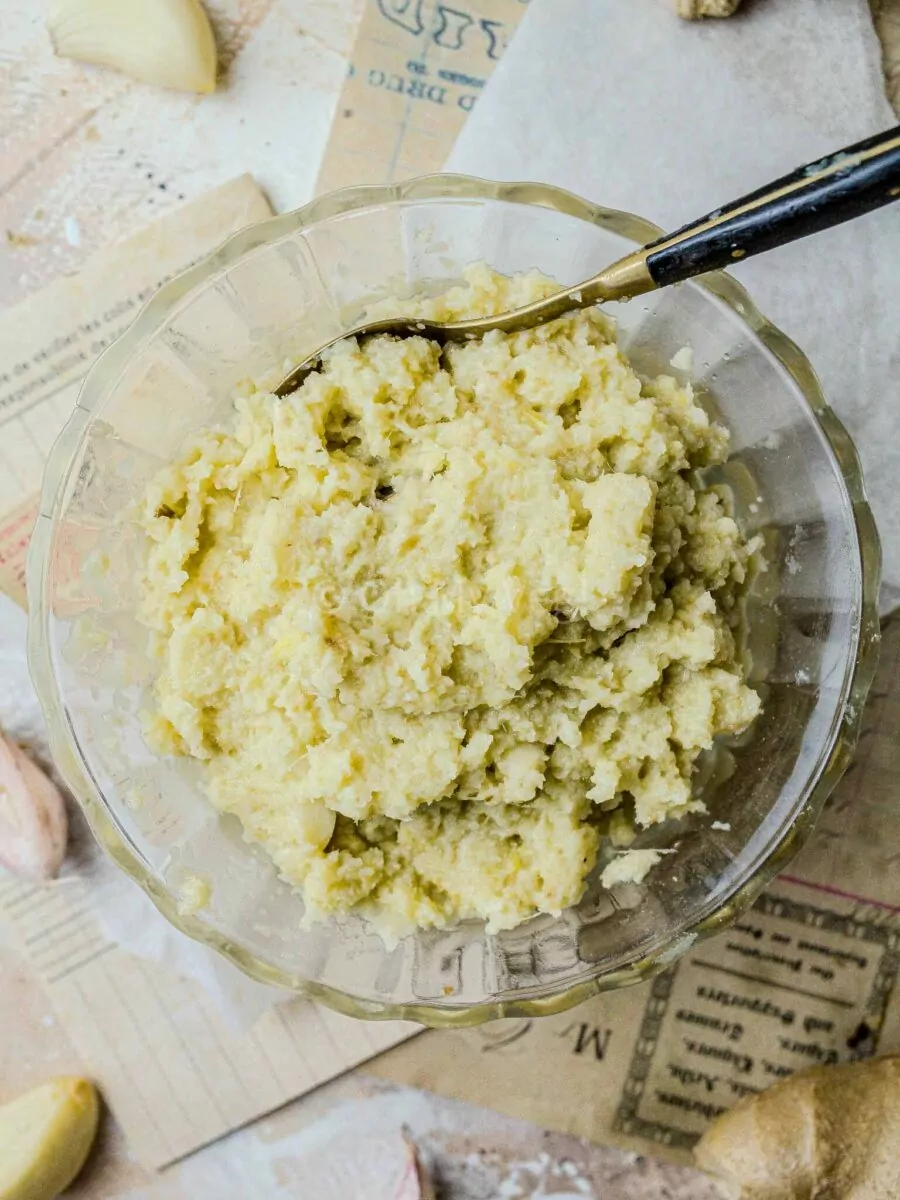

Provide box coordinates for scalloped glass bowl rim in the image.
[26,174,882,1027]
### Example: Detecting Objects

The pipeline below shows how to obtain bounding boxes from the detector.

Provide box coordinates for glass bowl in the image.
[26,175,880,1026]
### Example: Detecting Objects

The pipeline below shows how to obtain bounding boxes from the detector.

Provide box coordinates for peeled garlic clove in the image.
[0,1077,99,1200]
[47,0,218,94]
[0,734,68,882]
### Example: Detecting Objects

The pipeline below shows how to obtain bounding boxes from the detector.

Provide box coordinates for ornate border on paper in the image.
[614,891,900,1150]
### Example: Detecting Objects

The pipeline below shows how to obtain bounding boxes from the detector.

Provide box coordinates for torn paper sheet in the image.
[0,175,271,609]
[315,0,528,194]
[371,611,900,1165]
[447,0,900,612]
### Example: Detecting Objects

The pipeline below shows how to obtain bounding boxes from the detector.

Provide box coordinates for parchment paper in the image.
[447,0,900,613]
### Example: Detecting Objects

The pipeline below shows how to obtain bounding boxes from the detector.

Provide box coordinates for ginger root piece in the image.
[0,734,67,881]
[694,1055,900,1199]
[677,0,743,17]
[0,1078,99,1200]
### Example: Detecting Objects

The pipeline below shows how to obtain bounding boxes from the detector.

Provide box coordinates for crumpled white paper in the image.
[0,593,285,1028]
[447,0,900,613]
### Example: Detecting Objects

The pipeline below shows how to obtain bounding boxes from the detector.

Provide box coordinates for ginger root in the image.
[676,0,743,17]
[694,1055,900,1199]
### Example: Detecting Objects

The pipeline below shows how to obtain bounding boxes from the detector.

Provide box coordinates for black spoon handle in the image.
[643,125,900,289]
[273,125,900,394]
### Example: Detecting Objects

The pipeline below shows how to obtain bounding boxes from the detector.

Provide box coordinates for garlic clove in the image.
[0,1077,100,1200]
[0,734,68,882]
[47,0,218,94]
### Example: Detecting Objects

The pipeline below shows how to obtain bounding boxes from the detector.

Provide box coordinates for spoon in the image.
[274,124,900,398]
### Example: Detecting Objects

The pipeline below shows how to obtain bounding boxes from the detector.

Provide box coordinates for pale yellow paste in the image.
[137,266,760,935]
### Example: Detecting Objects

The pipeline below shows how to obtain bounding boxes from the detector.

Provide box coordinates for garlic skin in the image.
[0,734,67,882]
[47,0,218,94]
